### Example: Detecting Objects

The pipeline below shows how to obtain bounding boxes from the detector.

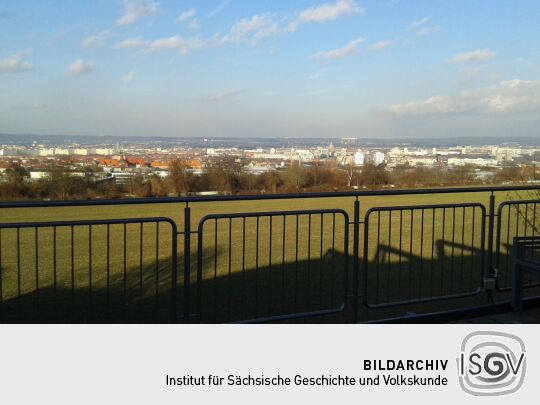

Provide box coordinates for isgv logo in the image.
[457,331,526,396]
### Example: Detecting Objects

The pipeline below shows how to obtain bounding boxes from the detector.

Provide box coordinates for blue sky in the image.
[1,0,540,138]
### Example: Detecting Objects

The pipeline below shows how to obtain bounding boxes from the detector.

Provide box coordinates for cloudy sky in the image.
[1,0,540,138]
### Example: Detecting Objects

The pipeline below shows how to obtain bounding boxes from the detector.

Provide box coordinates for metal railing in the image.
[511,236,540,311]
[1,184,540,323]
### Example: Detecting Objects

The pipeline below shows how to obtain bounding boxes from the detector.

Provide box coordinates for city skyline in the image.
[1,0,540,138]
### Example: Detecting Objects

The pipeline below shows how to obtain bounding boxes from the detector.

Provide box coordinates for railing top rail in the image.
[364,201,486,216]
[0,216,177,229]
[0,184,539,208]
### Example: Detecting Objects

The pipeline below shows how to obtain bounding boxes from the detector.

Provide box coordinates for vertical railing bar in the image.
[154,221,159,319]
[319,213,323,307]
[213,218,218,320]
[107,223,111,319]
[487,193,496,280]
[71,226,74,318]
[515,201,520,237]
[123,223,127,311]
[171,219,178,324]
[451,206,456,294]
[343,213,349,308]
[362,204,370,311]
[352,198,360,323]
[375,211,380,305]
[35,227,39,320]
[331,212,335,306]
[524,203,529,237]
[241,217,246,321]
[419,208,424,299]
[470,206,476,289]
[505,204,511,286]
[17,227,21,319]
[88,225,92,320]
[307,213,311,309]
[409,209,414,301]
[196,221,203,323]
[398,210,402,301]
[460,207,465,292]
[533,203,537,238]
[53,225,57,321]
[269,215,273,315]
[479,206,486,290]
[495,197,503,273]
[255,216,259,318]
[441,207,446,296]
[387,210,392,303]
[533,203,538,270]
[282,215,286,313]
[228,217,232,322]
[430,208,435,298]
[294,214,299,313]
[139,222,143,321]
[184,203,190,323]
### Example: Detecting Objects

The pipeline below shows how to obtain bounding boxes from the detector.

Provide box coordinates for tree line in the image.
[0,158,532,200]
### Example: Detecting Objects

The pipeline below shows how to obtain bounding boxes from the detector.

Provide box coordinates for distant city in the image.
[1,134,540,198]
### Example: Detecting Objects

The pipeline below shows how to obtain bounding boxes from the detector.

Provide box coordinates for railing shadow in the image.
[1,238,539,323]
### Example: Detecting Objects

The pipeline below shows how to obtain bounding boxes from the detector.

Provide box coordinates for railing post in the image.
[487,193,496,278]
[352,197,360,323]
[184,203,191,323]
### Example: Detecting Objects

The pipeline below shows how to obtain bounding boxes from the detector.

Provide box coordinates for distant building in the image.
[30,171,51,180]
[373,151,385,166]
[448,157,498,166]
[354,150,364,165]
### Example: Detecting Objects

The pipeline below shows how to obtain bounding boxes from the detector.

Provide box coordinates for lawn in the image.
[0,189,538,322]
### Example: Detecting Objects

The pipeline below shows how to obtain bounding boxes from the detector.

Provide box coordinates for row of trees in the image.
[0,159,533,200]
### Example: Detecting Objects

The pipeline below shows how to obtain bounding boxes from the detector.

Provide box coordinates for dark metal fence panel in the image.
[196,209,349,323]
[362,203,486,309]
[496,199,540,291]
[0,217,178,323]
[3,186,540,324]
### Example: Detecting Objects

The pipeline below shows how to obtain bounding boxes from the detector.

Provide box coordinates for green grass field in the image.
[0,189,538,322]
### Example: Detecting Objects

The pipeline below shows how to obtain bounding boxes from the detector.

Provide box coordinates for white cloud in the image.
[225,14,286,43]
[298,0,364,23]
[177,9,195,23]
[176,9,199,30]
[207,0,231,19]
[0,51,32,74]
[389,96,455,115]
[46,29,67,46]
[314,37,364,59]
[117,0,159,26]
[81,30,111,48]
[408,16,429,30]
[207,89,243,102]
[114,38,147,49]
[148,35,183,51]
[450,48,496,64]
[389,79,540,115]
[145,35,217,55]
[121,71,135,84]
[67,59,95,75]
[366,40,393,51]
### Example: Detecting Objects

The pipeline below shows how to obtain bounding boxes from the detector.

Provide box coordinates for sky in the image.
[1,0,540,139]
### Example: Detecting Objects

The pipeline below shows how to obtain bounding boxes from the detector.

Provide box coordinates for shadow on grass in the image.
[1,240,539,323]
